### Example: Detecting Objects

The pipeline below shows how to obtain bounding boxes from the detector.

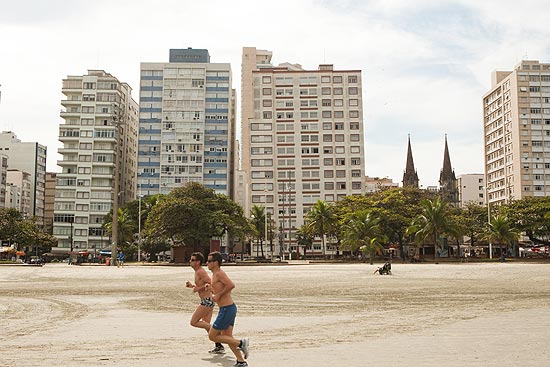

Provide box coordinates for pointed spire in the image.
[439,134,456,183]
[402,135,419,188]
[439,135,458,204]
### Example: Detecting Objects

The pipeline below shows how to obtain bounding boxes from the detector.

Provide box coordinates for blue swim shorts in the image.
[212,303,237,330]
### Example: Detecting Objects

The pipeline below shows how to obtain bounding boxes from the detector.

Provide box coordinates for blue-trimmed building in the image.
[138,49,235,199]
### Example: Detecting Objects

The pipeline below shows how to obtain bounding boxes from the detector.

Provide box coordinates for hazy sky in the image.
[1,0,549,186]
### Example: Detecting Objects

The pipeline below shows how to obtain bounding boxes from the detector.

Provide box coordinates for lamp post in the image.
[485,184,492,259]
[137,185,143,262]
[69,217,74,265]
[264,188,268,259]
[287,180,292,260]
[110,102,124,266]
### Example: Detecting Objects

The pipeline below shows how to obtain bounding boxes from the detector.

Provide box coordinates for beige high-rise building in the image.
[53,70,138,254]
[242,48,366,257]
[483,60,550,205]
[457,174,485,207]
[0,132,47,222]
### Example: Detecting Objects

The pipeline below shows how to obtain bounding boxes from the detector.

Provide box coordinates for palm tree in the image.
[249,205,266,257]
[407,197,451,258]
[305,200,336,258]
[104,207,137,245]
[295,226,314,260]
[340,210,386,264]
[360,238,386,265]
[481,214,519,257]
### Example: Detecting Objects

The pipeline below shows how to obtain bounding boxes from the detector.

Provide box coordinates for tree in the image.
[334,187,436,260]
[481,214,519,257]
[145,182,249,257]
[304,200,336,257]
[407,197,453,258]
[249,205,266,257]
[340,210,386,264]
[500,197,550,247]
[360,238,386,265]
[295,226,314,259]
[104,207,137,246]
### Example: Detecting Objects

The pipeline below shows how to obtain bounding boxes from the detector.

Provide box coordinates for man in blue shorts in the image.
[205,252,249,367]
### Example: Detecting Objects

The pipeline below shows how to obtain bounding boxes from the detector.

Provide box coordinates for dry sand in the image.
[1,262,549,367]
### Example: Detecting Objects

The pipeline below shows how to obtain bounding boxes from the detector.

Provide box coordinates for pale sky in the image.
[1,0,549,187]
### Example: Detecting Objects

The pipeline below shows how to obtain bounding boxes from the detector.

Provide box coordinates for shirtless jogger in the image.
[205,251,249,367]
[186,252,224,354]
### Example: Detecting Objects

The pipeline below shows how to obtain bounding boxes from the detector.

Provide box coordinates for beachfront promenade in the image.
[1,263,549,366]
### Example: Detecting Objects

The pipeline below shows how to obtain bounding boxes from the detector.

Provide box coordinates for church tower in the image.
[439,135,458,204]
[402,135,419,188]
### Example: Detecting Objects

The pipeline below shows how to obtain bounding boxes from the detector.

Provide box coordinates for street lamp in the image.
[264,188,268,259]
[110,102,124,266]
[137,185,143,262]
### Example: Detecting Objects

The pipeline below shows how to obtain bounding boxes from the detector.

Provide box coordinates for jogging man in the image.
[206,251,249,367]
[186,252,224,354]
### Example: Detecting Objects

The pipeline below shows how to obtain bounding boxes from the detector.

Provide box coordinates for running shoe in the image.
[208,346,225,354]
[233,362,248,367]
[240,338,249,359]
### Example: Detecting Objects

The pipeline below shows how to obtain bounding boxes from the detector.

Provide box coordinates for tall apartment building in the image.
[457,174,485,207]
[53,70,138,254]
[44,172,56,233]
[0,154,7,208]
[5,169,32,216]
[0,132,46,222]
[138,48,235,197]
[242,48,366,257]
[483,60,550,205]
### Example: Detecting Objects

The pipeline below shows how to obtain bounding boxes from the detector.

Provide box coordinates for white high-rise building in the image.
[53,70,138,254]
[241,48,366,257]
[0,132,46,222]
[483,60,550,205]
[137,49,235,197]
[457,174,485,207]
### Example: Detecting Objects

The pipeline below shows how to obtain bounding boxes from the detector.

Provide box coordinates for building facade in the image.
[5,169,32,216]
[53,70,138,254]
[483,60,550,205]
[242,48,366,257]
[365,176,398,193]
[0,132,46,222]
[44,172,56,233]
[137,49,235,197]
[457,174,485,207]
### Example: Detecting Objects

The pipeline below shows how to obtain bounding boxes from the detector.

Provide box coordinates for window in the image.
[322,111,332,118]
[349,99,358,106]
[325,182,334,190]
[263,100,272,107]
[321,76,331,83]
[349,111,359,118]
[348,87,358,95]
[348,75,357,83]
[334,111,344,118]
[333,76,342,83]
[262,76,271,84]
[333,88,343,95]
[324,170,334,178]
[322,87,331,95]
[263,88,272,95]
